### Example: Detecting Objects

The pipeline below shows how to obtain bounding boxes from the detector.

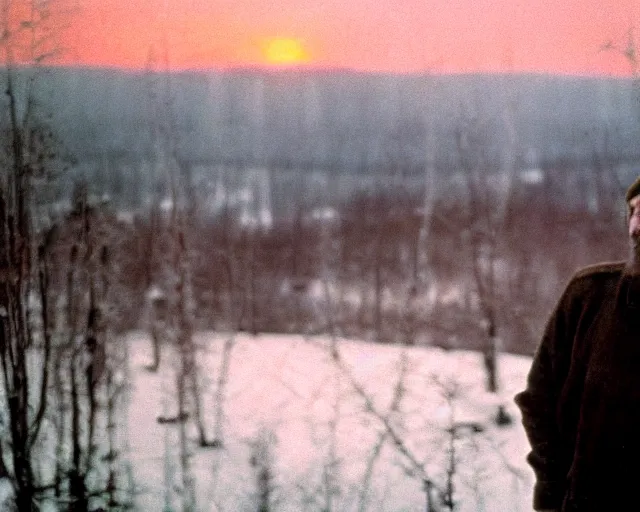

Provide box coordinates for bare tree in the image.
[454,89,517,405]
[249,428,278,512]
[52,185,128,510]
[601,25,639,78]
[0,0,68,507]
[145,44,218,510]
[357,351,407,512]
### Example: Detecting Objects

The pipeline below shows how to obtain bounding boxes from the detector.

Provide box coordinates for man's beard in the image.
[628,233,640,274]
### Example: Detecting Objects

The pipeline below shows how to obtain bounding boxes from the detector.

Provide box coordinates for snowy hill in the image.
[125,332,535,511]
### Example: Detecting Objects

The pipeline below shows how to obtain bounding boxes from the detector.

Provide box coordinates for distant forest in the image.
[3,67,638,357]
[4,67,639,202]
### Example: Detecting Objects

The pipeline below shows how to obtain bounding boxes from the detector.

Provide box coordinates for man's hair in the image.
[626,176,640,203]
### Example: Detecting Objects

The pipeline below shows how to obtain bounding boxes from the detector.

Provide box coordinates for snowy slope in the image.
[125,332,536,512]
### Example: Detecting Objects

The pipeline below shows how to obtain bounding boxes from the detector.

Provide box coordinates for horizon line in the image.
[1,63,634,80]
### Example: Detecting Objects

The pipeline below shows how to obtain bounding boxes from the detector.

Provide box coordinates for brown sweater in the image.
[515,261,640,511]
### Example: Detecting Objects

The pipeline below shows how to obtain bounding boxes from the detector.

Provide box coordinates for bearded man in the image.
[515,175,640,512]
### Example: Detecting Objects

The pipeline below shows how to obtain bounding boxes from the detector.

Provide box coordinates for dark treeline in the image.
[4,67,640,193]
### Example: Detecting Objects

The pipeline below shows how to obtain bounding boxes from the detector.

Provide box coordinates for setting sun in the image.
[5,0,637,76]
[263,37,309,66]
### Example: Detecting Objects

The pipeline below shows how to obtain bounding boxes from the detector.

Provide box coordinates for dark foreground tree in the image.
[0,2,133,509]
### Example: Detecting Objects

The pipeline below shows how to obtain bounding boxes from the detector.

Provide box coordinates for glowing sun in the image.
[263,37,309,65]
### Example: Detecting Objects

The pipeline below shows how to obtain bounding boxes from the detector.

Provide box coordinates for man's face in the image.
[630,195,640,241]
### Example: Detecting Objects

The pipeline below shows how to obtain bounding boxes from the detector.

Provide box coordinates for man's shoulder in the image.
[571,261,626,281]
[559,261,625,304]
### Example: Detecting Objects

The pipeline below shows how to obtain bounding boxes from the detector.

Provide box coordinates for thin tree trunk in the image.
[69,356,87,511]
[212,335,234,447]
[188,352,211,447]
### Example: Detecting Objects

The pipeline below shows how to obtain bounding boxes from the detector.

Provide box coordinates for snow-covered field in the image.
[126,331,536,512]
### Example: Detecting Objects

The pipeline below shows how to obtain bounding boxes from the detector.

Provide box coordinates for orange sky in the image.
[35,0,640,75]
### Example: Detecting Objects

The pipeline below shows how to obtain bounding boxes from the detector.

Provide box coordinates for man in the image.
[515,175,640,512]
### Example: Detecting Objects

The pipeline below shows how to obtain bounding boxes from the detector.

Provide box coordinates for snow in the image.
[0,478,14,511]
[519,169,544,185]
[124,331,536,511]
